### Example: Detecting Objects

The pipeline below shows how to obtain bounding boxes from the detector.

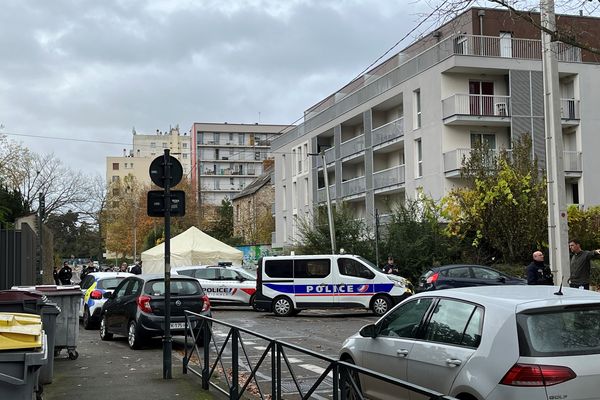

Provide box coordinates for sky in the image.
[0,0,440,179]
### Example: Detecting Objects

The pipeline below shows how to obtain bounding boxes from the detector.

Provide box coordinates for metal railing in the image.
[442,94,511,119]
[317,184,336,203]
[443,148,508,173]
[340,134,365,159]
[182,312,458,400]
[342,176,366,197]
[560,99,580,120]
[325,147,336,164]
[564,151,582,172]
[373,165,405,190]
[372,117,404,147]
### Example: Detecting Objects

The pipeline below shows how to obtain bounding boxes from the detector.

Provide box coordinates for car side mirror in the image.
[497,276,506,283]
[359,324,377,338]
[103,291,113,299]
[237,276,245,282]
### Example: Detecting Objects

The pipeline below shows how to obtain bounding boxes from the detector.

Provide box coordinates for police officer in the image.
[58,262,73,285]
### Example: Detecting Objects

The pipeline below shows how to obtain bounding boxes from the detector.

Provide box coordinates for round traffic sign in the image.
[149,155,183,188]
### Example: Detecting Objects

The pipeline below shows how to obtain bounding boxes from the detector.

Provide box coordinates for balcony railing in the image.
[324,147,335,164]
[341,176,366,197]
[340,134,365,158]
[317,184,336,203]
[373,165,406,190]
[372,117,404,146]
[560,99,580,120]
[564,151,582,172]
[442,94,511,119]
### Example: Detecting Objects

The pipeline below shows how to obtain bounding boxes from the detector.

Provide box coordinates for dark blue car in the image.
[417,264,526,292]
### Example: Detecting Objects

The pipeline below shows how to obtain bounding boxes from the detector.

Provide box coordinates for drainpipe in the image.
[478,9,485,55]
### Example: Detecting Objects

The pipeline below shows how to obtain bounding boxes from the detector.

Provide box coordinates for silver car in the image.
[339,285,600,400]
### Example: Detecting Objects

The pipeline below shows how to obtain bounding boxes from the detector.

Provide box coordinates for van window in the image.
[265,259,293,278]
[338,258,375,279]
[294,259,330,278]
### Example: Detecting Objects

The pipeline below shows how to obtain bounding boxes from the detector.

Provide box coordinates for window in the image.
[282,185,287,210]
[415,138,422,178]
[304,178,309,206]
[413,89,422,129]
[182,153,188,159]
[150,142,156,148]
[471,267,501,280]
[236,204,240,222]
[444,267,471,279]
[423,299,482,347]
[292,182,297,210]
[377,298,433,338]
[303,144,309,172]
[255,152,261,161]
[112,163,119,170]
[114,279,131,298]
[220,269,238,280]
[294,259,331,278]
[112,175,120,182]
[265,259,293,278]
[282,155,286,179]
[145,279,202,296]
[338,258,375,279]
[182,143,188,148]
[80,276,95,290]
[297,146,302,174]
[194,269,218,280]
[292,149,296,175]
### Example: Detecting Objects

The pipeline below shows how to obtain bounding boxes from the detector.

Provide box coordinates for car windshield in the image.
[356,256,378,270]
[97,277,127,290]
[144,279,203,296]
[518,304,600,356]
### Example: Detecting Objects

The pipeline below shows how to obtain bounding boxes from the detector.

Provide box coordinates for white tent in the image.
[141,226,243,274]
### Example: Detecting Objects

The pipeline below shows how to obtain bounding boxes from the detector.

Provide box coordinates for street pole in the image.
[163,149,172,379]
[320,152,336,254]
[375,209,380,267]
[541,0,570,285]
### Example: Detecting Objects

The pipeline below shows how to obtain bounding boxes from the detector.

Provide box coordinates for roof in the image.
[231,169,273,200]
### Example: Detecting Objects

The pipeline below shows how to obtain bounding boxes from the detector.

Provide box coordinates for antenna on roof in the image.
[554,276,564,296]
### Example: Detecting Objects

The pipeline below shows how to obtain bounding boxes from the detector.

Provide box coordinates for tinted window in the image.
[144,280,203,296]
[294,259,330,278]
[472,267,500,280]
[80,275,95,290]
[265,259,293,278]
[220,269,238,280]
[114,279,130,298]
[518,305,600,356]
[97,277,127,290]
[378,298,433,338]
[445,267,471,279]
[424,299,482,347]
[195,269,218,280]
[127,279,141,296]
[338,258,375,279]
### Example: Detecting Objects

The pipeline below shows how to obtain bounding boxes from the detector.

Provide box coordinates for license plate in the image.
[170,322,185,329]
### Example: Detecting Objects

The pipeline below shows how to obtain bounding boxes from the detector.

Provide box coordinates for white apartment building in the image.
[105,126,191,189]
[272,8,600,249]
[190,123,289,206]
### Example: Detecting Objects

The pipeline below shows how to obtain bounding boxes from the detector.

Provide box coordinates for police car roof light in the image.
[218,261,232,267]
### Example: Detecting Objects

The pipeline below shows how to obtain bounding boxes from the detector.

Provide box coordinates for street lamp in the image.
[309,151,336,254]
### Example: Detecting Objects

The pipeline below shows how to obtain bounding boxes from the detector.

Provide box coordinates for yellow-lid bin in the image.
[0,312,43,350]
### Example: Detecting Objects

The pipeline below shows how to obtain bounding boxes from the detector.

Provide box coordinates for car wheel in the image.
[100,315,113,341]
[82,306,94,330]
[272,296,294,317]
[128,320,144,350]
[341,357,362,400]
[250,294,265,312]
[371,295,392,316]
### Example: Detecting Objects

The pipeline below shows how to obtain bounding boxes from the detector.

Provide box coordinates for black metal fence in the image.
[0,224,36,290]
[183,311,458,400]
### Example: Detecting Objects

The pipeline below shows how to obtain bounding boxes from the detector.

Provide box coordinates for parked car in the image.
[340,285,600,400]
[171,265,259,309]
[79,271,133,329]
[417,264,526,292]
[99,274,211,349]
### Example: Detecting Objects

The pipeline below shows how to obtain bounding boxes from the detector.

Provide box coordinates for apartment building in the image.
[272,7,600,249]
[105,126,191,192]
[190,123,289,206]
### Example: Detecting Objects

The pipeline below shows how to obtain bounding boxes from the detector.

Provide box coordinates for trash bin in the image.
[0,290,60,384]
[0,313,43,350]
[13,286,82,360]
[0,326,47,400]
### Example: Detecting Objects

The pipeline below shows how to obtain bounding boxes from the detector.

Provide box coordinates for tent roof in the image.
[142,226,242,257]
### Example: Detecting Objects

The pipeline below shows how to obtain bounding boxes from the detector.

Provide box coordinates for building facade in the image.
[272,8,600,249]
[190,123,289,206]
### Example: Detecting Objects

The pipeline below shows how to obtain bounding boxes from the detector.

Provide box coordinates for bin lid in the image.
[0,290,45,302]
[12,285,82,296]
[0,313,43,350]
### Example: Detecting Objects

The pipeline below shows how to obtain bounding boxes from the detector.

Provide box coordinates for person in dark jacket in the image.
[526,251,553,285]
[58,262,73,285]
[382,256,400,275]
[568,239,600,290]
[53,267,61,285]
[130,261,142,275]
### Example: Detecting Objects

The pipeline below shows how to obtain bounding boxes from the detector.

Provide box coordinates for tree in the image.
[204,197,243,246]
[46,211,103,260]
[567,205,600,250]
[442,135,548,263]
[0,184,29,226]
[295,203,375,260]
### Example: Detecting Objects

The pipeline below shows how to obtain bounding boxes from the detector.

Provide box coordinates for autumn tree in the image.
[442,135,548,263]
[567,205,600,250]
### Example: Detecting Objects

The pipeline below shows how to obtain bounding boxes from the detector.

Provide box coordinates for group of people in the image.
[526,238,600,289]
[52,260,143,285]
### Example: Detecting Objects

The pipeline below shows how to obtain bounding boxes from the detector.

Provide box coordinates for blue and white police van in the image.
[254,255,413,316]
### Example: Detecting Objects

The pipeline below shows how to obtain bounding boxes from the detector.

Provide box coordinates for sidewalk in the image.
[44,326,217,400]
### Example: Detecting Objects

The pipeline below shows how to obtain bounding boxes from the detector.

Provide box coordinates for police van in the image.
[254,255,413,316]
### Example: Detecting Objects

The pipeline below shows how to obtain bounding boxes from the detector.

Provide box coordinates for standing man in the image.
[568,239,600,290]
[131,261,142,275]
[382,255,400,275]
[58,262,73,285]
[52,266,60,285]
[526,251,553,285]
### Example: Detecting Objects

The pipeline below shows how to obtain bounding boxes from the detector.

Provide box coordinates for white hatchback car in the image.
[339,285,600,400]
[171,265,258,308]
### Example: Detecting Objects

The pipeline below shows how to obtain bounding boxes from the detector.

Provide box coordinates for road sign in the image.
[147,190,186,217]
[149,155,183,188]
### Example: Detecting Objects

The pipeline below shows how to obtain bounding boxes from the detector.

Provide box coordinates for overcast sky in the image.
[0,0,442,178]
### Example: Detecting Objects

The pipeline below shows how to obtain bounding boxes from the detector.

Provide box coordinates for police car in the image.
[171,264,258,308]
[79,271,133,329]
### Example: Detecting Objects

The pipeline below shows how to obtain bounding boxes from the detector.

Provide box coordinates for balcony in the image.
[342,176,366,198]
[564,151,582,175]
[317,184,336,203]
[560,99,580,125]
[372,117,404,147]
[340,134,365,159]
[442,94,511,126]
[373,165,406,191]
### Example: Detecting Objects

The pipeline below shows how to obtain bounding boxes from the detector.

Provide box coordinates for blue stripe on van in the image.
[264,283,395,295]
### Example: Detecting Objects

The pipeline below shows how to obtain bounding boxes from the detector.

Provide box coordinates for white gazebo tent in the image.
[141,226,243,274]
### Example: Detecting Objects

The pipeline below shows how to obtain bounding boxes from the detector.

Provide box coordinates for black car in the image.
[99,274,211,349]
[417,264,526,292]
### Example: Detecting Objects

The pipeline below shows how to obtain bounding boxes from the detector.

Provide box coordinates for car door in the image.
[406,299,483,400]
[193,268,220,301]
[292,258,333,308]
[470,266,505,287]
[336,257,375,307]
[104,278,130,331]
[441,266,476,289]
[361,297,434,400]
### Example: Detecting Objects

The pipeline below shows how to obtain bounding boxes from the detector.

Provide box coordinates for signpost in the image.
[147,149,185,379]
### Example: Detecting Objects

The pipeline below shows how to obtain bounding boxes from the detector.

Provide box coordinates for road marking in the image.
[298,364,332,377]
[253,346,267,350]
[286,357,302,363]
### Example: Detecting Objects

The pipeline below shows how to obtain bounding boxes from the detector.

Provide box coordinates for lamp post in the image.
[309,151,336,254]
